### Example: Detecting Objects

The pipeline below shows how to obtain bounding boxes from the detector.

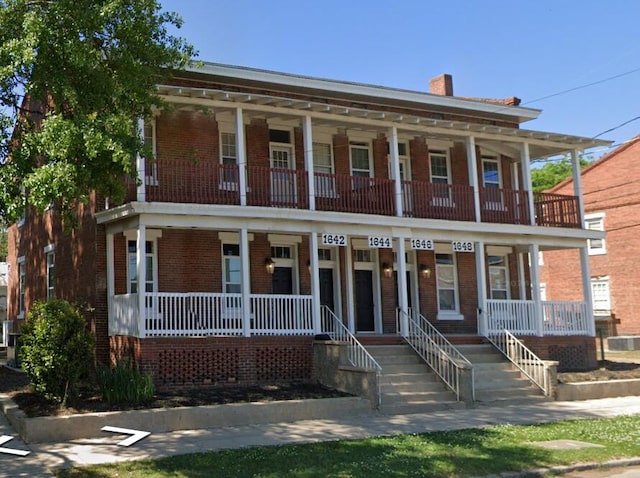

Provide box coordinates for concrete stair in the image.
[0,346,6,361]
[367,345,462,415]
[455,344,545,403]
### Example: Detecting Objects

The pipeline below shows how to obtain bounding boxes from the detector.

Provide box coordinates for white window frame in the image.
[313,141,336,198]
[488,255,510,300]
[429,149,452,205]
[45,244,55,301]
[349,142,373,179]
[219,129,239,191]
[18,256,25,319]
[124,230,162,297]
[585,213,606,255]
[481,155,502,189]
[143,118,158,186]
[435,251,463,320]
[591,277,611,316]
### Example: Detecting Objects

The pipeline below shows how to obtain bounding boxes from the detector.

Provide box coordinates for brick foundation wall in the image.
[110,335,315,390]
[521,336,597,371]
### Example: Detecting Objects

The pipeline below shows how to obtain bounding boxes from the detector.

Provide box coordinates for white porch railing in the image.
[487,329,550,396]
[401,310,474,401]
[320,305,381,371]
[1,320,8,347]
[109,292,314,337]
[486,299,590,336]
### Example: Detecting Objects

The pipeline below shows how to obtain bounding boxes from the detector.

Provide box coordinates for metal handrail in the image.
[320,305,381,372]
[400,309,474,401]
[487,329,549,395]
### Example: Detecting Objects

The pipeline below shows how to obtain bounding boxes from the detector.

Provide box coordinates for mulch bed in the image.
[0,366,352,418]
[557,360,640,384]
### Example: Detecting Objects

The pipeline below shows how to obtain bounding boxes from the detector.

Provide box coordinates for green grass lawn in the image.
[55,414,640,478]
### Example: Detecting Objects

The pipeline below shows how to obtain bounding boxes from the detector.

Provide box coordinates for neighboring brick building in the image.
[540,135,640,337]
[7,63,609,391]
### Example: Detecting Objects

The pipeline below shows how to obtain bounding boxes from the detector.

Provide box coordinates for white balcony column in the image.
[345,240,355,333]
[571,149,586,223]
[136,118,146,202]
[240,228,251,337]
[580,246,596,336]
[106,232,115,336]
[396,238,409,335]
[517,252,527,300]
[520,142,536,226]
[475,241,487,336]
[466,136,481,222]
[236,107,248,207]
[309,233,321,333]
[389,126,403,217]
[303,116,316,211]
[529,243,543,336]
[136,224,147,338]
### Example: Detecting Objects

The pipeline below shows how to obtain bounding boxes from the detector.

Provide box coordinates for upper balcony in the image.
[125,159,581,229]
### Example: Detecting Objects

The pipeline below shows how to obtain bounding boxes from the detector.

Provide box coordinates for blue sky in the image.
[159,0,640,159]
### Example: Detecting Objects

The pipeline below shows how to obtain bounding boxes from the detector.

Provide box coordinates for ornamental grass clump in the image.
[97,360,155,404]
[19,300,94,407]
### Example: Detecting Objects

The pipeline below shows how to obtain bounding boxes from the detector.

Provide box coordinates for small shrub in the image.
[19,300,94,406]
[97,360,155,404]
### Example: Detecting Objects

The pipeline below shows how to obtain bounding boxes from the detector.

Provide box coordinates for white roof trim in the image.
[185,62,541,123]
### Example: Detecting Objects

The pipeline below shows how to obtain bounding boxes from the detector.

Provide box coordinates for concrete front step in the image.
[382,390,455,402]
[380,380,447,393]
[379,399,465,415]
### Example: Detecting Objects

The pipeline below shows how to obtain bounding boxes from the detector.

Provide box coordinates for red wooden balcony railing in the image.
[479,187,531,225]
[246,165,309,209]
[533,192,581,228]
[315,172,395,216]
[401,180,475,221]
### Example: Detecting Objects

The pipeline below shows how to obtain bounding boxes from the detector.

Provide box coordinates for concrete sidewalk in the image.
[2,396,640,477]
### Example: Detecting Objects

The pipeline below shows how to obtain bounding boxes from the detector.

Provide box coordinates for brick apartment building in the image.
[6,63,609,396]
[541,135,640,337]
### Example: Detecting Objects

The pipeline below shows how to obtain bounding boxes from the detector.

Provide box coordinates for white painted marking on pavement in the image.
[101,426,150,447]
[0,435,30,456]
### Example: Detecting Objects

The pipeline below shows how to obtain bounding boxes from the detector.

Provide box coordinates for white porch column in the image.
[517,252,527,300]
[136,118,146,202]
[520,143,536,226]
[475,241,487,336]
[529,243,543,336]
[240,228,251,337]
[303,116,316,211]
[389,126,403,217]
[309,232,321,333]
[236,107,248,207]
[106,232,115,336]
[345,240,355,333]
[466,136,481,222]
[396,238,409,335]
[136,224,147,338]
[571,149,586,222]
[580,246,596,336]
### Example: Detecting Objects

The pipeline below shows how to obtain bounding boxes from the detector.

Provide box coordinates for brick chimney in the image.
[429,74,453,96]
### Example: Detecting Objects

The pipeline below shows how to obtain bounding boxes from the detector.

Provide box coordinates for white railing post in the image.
[475,241,487,336]
[466,136,481,222]
[389,126,403,217]
[309,232,321,334]
[529,244,543,336]
[106,232,115,336]
[396,237,409,335]
[520,143,535,226]
[240,228,251,337]
[303,116,316,211]
[236,107,247,207]
[136,225,147,338]
[136,118,146,202]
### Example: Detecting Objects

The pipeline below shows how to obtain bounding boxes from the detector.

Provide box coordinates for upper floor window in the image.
[313,142,336,197]
[350,143,372,178]
[45,245,55,300]
[488,255,509,300]
[220,131,239,188]
[143,118,158,186]
[591,277,611,315]
[481,156,501,188]
[429,150,451,202]
[585,213,606,255]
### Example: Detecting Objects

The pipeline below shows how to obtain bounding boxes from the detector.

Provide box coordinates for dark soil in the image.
[557,360,640,384]
[0,366,352,418]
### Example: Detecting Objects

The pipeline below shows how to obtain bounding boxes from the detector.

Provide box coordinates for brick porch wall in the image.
[521,335,597,372]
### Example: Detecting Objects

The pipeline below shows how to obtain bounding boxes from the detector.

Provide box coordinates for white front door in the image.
[270,145,296,205]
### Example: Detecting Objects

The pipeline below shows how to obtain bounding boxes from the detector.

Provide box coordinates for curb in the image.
[476,457,640,477]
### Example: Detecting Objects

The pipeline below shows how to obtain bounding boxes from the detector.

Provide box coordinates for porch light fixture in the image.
[420,264,432,279]
[382,262,392,278]
[265,257,276,275]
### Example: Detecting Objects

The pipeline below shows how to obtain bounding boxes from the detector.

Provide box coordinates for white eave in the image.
[184,62,541,124]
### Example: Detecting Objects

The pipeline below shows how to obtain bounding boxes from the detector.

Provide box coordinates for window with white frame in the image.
[481,156,501,188]
[18,256,25,317]
[222,244,241,294]
[127,240,156,295]
[488,255,509,300]
[436,253,460,317]
[429,150,451,201]
[585,214,606,255]
[591,277,611,314]
[45,245,55,300]
[220,131,239,187]
[350,142,372,188]
[313,142,336,197]
[143,119,158,186]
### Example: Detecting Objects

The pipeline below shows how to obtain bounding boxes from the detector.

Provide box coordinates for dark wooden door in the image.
[319,268,335,311]
[272,267,293,294]
[355,270,375,332]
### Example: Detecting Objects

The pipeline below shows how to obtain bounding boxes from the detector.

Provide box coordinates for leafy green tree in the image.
[0,0,196,222]
[20,300,94,406]
[531,155,592,192]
